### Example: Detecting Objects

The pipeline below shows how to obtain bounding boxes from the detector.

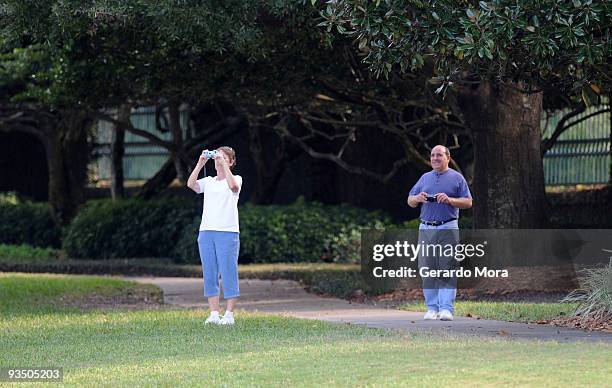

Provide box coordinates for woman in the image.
[187,146,242,325]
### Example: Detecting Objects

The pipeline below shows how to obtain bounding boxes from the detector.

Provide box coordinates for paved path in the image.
[124,276,612,343]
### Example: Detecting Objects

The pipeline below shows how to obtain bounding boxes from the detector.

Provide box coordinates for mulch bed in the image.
[545,315,612,333]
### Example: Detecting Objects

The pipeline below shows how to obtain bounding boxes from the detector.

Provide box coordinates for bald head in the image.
[430,145,451,172]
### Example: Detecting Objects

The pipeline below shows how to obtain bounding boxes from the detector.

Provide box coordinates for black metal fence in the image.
[542,105,610,185]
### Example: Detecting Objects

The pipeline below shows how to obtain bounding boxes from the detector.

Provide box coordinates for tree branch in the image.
[271,115,418,183]
[541,107,610,155]
[97,111,177,151]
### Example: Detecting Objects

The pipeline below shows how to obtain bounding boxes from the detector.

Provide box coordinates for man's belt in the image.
[420,218,458,226]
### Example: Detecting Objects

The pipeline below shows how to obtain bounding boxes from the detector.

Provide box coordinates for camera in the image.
[202,150,218,159]
[425,194,438,202]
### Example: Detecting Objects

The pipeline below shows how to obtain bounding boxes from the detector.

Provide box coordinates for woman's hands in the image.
[198,149,210,165]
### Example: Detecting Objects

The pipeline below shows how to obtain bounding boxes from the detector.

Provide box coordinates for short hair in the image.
[217,146,236,170]
[442,146,450,157]
[431,146,450,158]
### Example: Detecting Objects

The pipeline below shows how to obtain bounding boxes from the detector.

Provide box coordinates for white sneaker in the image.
[220,312,235,325]
[439,310,454,321]
[205,311,221,325]
[423,310,438,320]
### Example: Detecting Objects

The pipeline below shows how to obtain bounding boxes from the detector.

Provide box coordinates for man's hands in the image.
[416,191,451,204]
[414,192,450,204]
[434,193,451,204]
[415,192,429,203]
[433,193,472,209]
[408,191,463,208]
[407,192,427,208]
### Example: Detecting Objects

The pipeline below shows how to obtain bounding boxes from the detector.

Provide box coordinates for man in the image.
[407,145,472,321]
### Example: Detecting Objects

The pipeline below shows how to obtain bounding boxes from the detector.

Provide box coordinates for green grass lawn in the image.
[399,300,580,323]
[1,273,611,386]
[0,273,161,315]
[0,253,365,298]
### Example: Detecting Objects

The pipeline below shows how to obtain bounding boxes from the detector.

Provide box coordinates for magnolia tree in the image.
[319,0,611,227]
[0,0,295,221]
[1,0,468,214]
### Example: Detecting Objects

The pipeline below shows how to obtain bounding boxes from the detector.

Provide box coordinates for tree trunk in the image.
[609,92,611,186]
[110,105,130,200]
[248,124,282,204]
[135,116,244,199]
[136,158,177,199]
[456,81,548,228]
[45,110,91,225]
[168,101,187,183]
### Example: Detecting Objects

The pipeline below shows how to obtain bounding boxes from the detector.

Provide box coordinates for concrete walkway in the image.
[124,276,612,343]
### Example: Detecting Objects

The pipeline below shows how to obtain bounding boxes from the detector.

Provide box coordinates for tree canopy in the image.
[1,1,609,227]
[320,0,610,102]
[0,1,328,109]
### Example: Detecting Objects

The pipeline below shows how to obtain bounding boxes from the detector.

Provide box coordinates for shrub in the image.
[323,217,474,264]
[171,216,201,264]
[0,191,20,205]
[0,200,61,248]
[562,262,612,321]
[322,228,362,264]
[0,258,201,277]
[171,199,391,264]
[238,199,390,263]
[0,244,60,259]
[63,198,196,259]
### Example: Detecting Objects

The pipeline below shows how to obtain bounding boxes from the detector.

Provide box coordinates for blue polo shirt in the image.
[408,168,472,222]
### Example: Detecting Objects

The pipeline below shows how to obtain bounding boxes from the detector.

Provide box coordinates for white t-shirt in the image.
[196,175,242,232]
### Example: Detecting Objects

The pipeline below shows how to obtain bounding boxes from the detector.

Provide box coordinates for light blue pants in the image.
[419,220,459,314]
[197,231,240,299]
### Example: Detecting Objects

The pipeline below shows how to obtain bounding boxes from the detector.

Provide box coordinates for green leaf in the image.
[358,38,368,50]
[581,86,599,107]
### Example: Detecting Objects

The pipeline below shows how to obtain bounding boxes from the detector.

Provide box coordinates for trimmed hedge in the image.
[171,199,391,264]
[171,216,200,263]
[64,198,390,263]
[63,198,196,259]
[0,203,61,248]
[62,197,473,263]
[0,244,60,259]
[0,258,201,277]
